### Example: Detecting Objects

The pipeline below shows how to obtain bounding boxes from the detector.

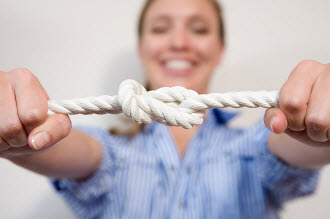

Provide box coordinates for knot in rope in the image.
[117,79,204,128]
[117,79,149,123]
[48,79,279,129]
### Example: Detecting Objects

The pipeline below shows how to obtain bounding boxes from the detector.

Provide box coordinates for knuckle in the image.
[297,60,321,70]
[11,68,36,82]
[0,122,23,138]
[11,67,31,74]
[0,71,10,82]
[280,95,306,113]
[305,114,328,130]
[20,108,46,126]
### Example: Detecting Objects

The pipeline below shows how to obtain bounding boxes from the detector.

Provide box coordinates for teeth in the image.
[165,60,192,70]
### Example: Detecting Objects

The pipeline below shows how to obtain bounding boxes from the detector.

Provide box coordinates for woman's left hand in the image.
[264,60,330,146]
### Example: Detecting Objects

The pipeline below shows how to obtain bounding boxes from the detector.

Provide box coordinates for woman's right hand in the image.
[0,68,72,159]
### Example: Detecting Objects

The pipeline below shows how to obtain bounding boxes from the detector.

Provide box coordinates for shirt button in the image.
[178,201,185,208]
[185,166,191,174]
[224,151,231,157]
[118,157,125,164]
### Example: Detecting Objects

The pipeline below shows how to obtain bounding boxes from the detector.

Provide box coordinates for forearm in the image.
[6,128,102,180]
[268,133,330,169]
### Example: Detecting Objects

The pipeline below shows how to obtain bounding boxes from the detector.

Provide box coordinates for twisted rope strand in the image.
[48,79,279,129]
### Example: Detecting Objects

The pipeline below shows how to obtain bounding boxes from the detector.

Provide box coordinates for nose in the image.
[169,28,190,51]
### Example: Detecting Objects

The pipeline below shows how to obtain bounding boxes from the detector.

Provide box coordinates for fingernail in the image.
[31,132,50,150]
[270,117,276,133]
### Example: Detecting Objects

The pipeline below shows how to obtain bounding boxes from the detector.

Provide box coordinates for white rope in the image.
[48,79,279,129]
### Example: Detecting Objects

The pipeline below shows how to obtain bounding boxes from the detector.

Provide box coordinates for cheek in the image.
[194,37,221,64]
[139,37,166,88]
[140,36,166,60]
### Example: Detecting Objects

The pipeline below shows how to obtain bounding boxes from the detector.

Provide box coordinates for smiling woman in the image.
[1,0,330,219]
[111,0,226,136]
[138,0,225,93]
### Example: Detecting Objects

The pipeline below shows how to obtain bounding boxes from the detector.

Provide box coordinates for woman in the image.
[0,0,329,218]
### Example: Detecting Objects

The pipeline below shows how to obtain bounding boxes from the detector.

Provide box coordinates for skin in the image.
[0,0,329,181]
[138,0,223,157]
[139,0,223,94]
[265,60,330,169]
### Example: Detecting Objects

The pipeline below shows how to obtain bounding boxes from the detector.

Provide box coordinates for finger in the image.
[305,65,330,142]
[284,129,329,147]
[40,83,51,101]
[0,137,10,151]
[264,108,288,134]
[0,145,36,157]
[279,60,322,131]
[28,114,72,150]
[9,68,49,134]
[0,72,28,147]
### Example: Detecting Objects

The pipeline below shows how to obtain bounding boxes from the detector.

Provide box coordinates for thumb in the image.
[264,108,288,134]
[28,114,72,150]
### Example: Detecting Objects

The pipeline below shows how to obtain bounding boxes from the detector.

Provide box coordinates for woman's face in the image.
[139,0,224,93]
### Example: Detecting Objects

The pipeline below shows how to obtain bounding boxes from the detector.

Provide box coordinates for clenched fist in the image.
[265,60,330,146]
[0,68,71,158]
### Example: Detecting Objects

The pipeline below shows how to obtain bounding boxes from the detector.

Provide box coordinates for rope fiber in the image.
[48,79,279,129]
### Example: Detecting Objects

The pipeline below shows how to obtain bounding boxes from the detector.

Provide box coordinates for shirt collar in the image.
[209,108,238,125]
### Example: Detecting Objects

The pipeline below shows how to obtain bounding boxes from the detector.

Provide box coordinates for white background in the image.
[0,0,329,218]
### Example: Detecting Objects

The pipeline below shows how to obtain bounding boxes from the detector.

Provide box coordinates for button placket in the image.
[178,200,185,208]
[185,166,192,174]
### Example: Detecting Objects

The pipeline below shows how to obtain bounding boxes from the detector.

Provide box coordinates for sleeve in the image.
[253,118,320,209]
[48,125,119,219]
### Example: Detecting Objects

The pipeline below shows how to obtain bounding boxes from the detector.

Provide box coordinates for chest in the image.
[109,141,264,218]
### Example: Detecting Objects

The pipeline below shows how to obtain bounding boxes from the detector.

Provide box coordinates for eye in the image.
[151,25,168,34]
[191,27,208,34]
[150,20,170,34]
[190,24,209,35]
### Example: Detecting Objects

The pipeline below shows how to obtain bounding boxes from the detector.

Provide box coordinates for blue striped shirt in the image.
[50,109,319,219]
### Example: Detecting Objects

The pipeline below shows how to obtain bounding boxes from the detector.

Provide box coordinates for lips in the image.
[165,60,193,70]
[162,59,195,76]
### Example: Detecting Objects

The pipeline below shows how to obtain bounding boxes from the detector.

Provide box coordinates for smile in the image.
[162,59,196,76]
[165,60,193,70]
